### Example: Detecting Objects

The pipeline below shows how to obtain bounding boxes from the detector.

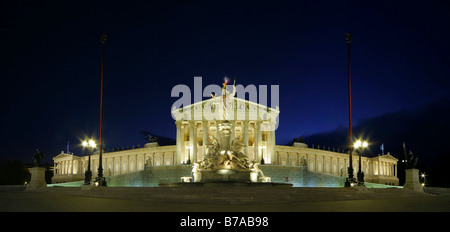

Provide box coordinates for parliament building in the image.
[52,81,399,187]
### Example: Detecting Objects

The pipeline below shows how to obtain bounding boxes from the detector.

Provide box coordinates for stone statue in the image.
[205,135,220,158]
[192,162,201,182]
[249,162,265,177]
[145,157,152,167]
[141,131,159,143]
[293,136,304,143]
[147,135,158,143]
[199,133,251,171]
[33,149,44,167]
[407,151,419,169]
[216,76,236,121]
[231,136,245,155]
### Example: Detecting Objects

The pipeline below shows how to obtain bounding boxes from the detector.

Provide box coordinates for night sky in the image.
[1,0,450,173]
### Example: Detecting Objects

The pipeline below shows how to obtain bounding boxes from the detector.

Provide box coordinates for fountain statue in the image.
[193,120,261,183]
[192,77,262,183]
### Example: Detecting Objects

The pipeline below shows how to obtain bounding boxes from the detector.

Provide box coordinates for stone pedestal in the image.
[403,169,423,191]
[26,167,47,191]
[292,142,308,148]
[144,142,159,148]
[199,169,254,183]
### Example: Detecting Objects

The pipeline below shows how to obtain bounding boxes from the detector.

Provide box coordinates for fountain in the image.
[193,120,260,184]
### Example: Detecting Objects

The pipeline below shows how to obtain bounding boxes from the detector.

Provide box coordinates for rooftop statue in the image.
[216,76,236,121]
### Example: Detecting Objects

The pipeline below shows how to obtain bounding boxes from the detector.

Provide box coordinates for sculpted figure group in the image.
[199,135,252,171]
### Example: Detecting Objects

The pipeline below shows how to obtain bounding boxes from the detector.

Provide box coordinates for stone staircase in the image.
[62,185,430,205]
[260,165,344,187]
[105,165,192,187]
[104,165,346,188]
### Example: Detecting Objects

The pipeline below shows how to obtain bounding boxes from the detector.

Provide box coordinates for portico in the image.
[172,94,279,166]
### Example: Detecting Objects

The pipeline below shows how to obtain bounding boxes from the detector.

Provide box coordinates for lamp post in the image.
[345,33,356,187]
[354,140,368,186]
[96,34,107,186]
[82,139,96,185]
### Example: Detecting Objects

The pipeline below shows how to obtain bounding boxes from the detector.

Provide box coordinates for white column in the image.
[189,121,196,163]
[254,121,261,162]
[287,152,290,166]
[323,156,326,173]
[112,157,115,175]
[203,121,208,158]
[127,155,130,173]
[193,122,198,162]
[270,126,276,164]
[135,154,138,172]
[142,154,146,169]
[119,157,122,174]
[378,158,380,176]
[175,121,182,164]
[314,155,318,171]
[257,121,262,150]
[243,120,249,158]
[104,158,107,175]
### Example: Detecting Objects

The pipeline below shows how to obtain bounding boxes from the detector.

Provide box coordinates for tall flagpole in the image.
[345,33,355,187]
[97,34,107,186]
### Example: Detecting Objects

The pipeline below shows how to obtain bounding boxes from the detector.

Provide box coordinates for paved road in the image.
[1,191,449,212]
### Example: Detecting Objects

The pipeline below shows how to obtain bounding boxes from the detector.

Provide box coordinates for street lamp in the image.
[82,139,96,185]
[421,173,426,187]
[344,32,356,187]
[96,34,107,187]
[354,139,368,186]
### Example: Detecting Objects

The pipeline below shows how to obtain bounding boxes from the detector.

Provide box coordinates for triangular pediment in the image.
[380,154,398,161]
[171,96,279,122]
[175,96,278,111]
[53,152,75,160]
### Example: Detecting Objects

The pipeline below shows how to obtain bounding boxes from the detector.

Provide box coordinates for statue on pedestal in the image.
[27,149,47,191]
[402,143,423,191]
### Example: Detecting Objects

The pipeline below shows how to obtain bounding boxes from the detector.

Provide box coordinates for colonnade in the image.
[274,146,398,180]
[175,119,276,165]
[54,159,79,175]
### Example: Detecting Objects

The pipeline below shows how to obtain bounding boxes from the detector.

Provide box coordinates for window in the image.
[262,131,268,141]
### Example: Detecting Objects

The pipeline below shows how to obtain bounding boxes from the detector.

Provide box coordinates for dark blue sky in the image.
[1,1,449,163]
